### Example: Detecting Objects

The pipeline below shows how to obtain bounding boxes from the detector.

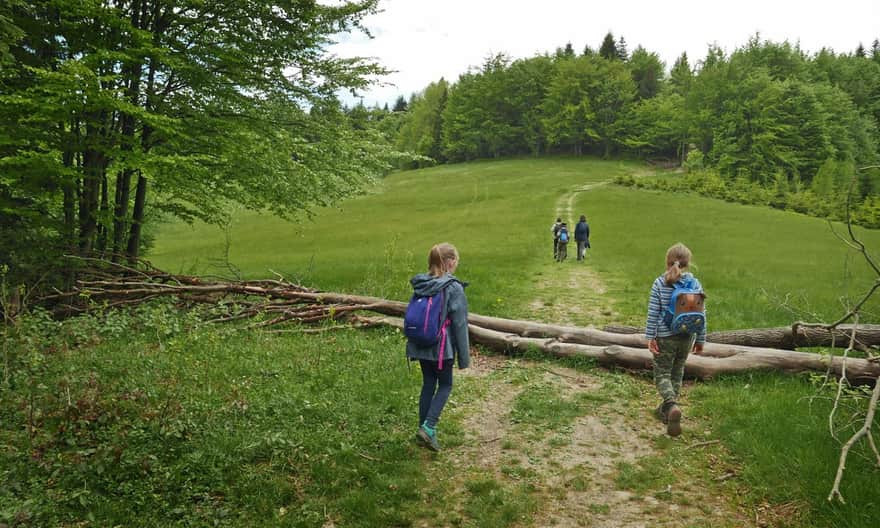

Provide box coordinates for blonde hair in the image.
[428,243,459,277]
[663,242,693,285]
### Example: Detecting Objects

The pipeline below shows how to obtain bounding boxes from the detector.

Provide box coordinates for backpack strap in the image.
[437,319,451,370]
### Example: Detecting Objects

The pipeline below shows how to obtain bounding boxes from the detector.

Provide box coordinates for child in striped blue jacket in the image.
[645,242,706,437]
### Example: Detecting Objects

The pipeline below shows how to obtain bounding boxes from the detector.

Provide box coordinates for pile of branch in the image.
[38,257,880,385]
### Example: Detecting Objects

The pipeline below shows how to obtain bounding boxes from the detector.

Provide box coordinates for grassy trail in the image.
[532,179,618,327]
[440,179,757,528]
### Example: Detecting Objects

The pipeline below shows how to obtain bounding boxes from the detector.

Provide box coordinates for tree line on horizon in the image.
[2,5,880,294]
[349,32,880,227]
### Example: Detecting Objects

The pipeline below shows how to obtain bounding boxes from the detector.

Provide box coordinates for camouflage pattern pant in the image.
[653,334,695,405]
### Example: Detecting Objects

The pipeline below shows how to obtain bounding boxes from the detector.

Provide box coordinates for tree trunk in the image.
[125,172,147,261]
[359,315,880,384]
[62,141,76,252]
[112,169,132,261]
[603,324,880,351]
[45,275,880,384]
[97,172,109,254]
[78,147,102,252]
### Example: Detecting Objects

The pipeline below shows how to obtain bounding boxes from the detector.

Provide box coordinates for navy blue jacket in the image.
[405,273,470,368]
[575,220,590,243]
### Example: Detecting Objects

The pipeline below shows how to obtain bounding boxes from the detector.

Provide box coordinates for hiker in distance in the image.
[551,217,563,259]
[555,222,570,262]
[574,215,590,261]
[404,243,470,451]
[644,242,706,437]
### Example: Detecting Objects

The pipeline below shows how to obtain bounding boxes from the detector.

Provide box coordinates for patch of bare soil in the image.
[442,182,750,526]
[454,361,754,528]
[529,263,618,328]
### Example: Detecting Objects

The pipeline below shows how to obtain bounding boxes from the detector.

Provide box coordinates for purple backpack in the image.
[404,288,451,365]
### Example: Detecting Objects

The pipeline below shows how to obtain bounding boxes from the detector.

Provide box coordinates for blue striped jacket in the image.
[645,272,707,344]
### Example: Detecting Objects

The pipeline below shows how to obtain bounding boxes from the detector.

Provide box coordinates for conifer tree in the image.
[599,32,617,60]
[617,36,629,61]
[669,52,693,95]
[855,43,866,58]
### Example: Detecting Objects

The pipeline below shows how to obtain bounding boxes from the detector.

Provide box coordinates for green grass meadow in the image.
[149,158,636,316]
[151,157,879,329]
[3,157,880,527]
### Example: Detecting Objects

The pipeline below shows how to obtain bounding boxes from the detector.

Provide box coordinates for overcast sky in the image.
[330,0,879,108]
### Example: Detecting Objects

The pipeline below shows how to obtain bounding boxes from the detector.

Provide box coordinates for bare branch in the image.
[828,375,880,503]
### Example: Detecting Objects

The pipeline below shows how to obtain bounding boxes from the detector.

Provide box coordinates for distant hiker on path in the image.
[556,222,570,262]
[405,243,471,451]
[575,215,590,261]
[551,217,563,259]
[645,243,706,437]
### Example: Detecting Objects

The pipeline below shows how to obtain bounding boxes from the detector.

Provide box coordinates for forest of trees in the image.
[358,33,880,227]
[0,0,402,288]
[2,1,879,292]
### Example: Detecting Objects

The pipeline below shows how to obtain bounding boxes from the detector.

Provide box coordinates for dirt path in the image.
[435,180,755,527]
[450,354,753,527]
[530,180,618,328]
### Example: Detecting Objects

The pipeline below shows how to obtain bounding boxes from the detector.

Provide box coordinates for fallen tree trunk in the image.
[359,315,880,384]
[240,290,880,352]
[44,267,880,351]
[39,262,879,384]
[604,324,880,351]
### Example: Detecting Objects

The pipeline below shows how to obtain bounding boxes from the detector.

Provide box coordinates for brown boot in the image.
[654,403,668,424]
[666,404,682,437]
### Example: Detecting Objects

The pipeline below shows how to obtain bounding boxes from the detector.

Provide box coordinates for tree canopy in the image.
[380,33,880,225]
[0,0,393,286]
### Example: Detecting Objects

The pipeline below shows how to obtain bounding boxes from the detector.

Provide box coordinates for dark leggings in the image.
[418,359,454,428]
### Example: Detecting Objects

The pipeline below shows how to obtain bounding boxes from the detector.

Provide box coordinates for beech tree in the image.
[396,78,449,166]
[628,46,664,100]
[0,0,389,285]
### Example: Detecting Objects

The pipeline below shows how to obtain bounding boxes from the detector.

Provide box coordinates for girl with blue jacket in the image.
[406,243,470,451]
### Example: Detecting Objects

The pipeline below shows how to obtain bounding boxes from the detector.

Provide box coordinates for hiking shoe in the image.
[666,404,682,437]
[416,424,440,451]
[654,404,668,424]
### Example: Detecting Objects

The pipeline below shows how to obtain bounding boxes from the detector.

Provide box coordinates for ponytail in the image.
[428,243,459,277]
[663,243,692,286]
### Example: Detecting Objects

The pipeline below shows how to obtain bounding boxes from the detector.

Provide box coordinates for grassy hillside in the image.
[3,157,878,527]
[150,157,635,315]
[152,157,880,330]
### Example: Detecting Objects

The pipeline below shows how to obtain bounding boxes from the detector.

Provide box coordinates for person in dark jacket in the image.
[406,242,470,451]
[574,215,590,261]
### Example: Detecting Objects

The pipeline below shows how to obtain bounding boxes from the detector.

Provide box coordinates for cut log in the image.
[41,262,879,385]
[360,315,880,385]
[604,324,880,351]
[285,291,880,351]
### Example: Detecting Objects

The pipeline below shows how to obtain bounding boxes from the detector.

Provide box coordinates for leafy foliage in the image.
[390,33,880,223]
[0,0,395,288]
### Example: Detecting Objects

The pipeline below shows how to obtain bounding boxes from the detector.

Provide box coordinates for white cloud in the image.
[331,0,880,107]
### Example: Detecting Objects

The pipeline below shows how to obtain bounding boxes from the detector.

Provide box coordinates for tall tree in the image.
[599,32,618,60]
[669,52,693,96]
[616,36,629,62]
[397,78,449,165]
[0,0,390,281]
[628,46,664,100]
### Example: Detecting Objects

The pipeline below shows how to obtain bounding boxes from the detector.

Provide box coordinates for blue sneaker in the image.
[416,423,440,451]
